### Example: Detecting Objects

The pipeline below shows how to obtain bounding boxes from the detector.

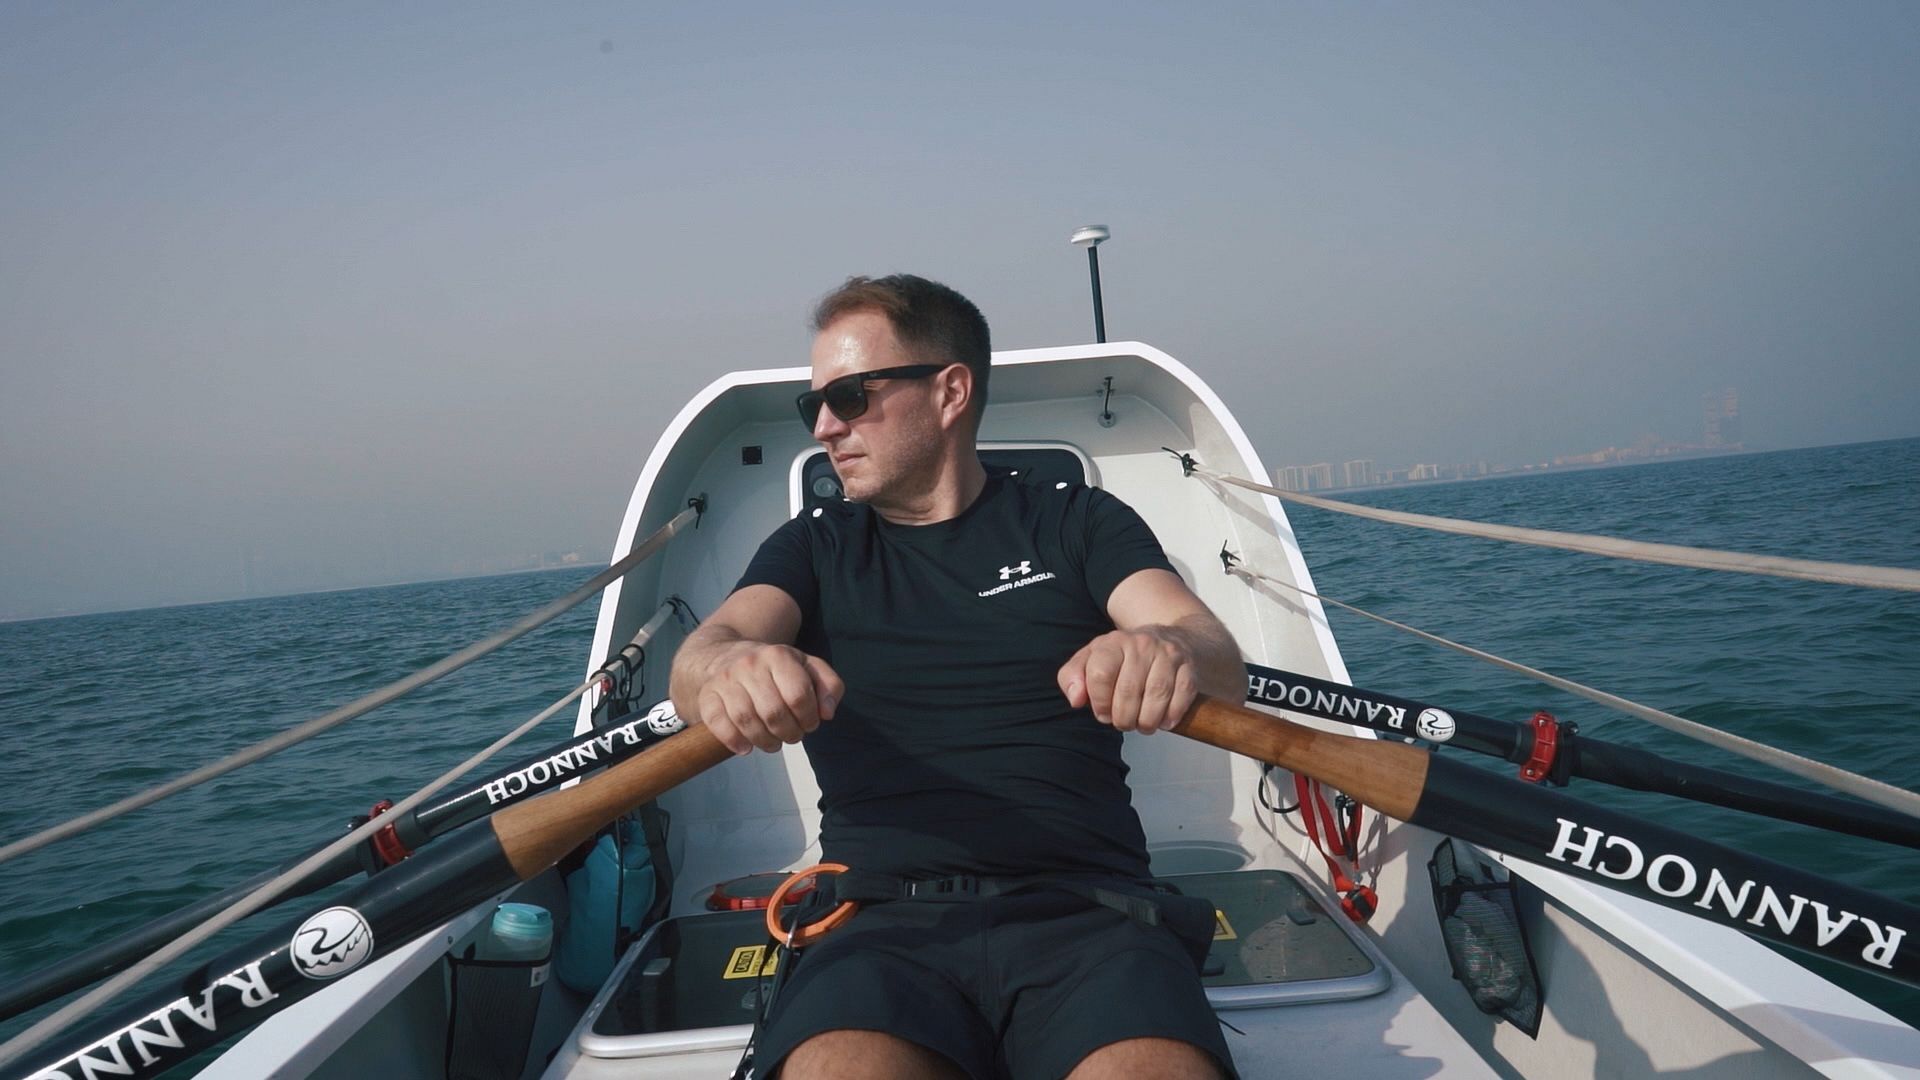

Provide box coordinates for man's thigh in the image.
[1065,1037,1224,1080]
[991,894,1234,1079]
[781,1029,971,1080]
[754,901,995,1079]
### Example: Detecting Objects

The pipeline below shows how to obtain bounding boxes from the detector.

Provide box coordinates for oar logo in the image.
[642,698,685,736]
[1415,708,1457,743]
[291,905,375,980]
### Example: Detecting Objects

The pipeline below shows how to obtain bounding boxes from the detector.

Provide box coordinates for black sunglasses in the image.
[795,364,947,430]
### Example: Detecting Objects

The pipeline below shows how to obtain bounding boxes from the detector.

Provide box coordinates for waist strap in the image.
[823,870,1173,930]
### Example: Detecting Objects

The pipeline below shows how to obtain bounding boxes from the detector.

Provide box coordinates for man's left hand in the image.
[1058,628,1199,735]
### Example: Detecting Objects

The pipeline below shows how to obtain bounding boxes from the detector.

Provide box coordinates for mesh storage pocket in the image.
[1427,838,1544,1037]
[446,947,550,1080]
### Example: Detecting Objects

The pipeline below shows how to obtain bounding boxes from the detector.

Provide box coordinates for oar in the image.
[20,700,1918,1077]
[0,702,687,1035]
[6,725,732,1080]
[1181,696,1920,988]
[1245,663,1920,849]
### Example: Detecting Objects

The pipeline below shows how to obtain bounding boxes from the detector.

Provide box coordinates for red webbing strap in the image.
[1293,775,1377,923]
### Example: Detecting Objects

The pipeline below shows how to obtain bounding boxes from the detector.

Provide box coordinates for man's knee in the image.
[1066,1036,1226,1080]
[778,1029,970,1080]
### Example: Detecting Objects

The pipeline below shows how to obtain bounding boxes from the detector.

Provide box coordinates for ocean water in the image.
[0,437,1915,1061]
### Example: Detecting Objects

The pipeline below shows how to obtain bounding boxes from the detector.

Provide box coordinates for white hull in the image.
[220,342,1919,1079]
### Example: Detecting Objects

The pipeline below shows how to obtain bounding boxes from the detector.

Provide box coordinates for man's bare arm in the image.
[669,584,844,755]
[1057,568,1241,734]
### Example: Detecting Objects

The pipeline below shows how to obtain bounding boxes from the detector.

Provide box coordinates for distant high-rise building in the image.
[1703,388,1741,448]
[1308,463,1335,491]
[1340,459,1374,488]
[1274,465,1309,492]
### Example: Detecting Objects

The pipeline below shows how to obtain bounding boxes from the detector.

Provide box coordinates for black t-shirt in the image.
[733,472,1177,882]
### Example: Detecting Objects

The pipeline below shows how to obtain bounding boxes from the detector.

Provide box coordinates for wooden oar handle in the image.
[492,724,734,880]
[491,699,1430,886]
[1181,696,1430,821]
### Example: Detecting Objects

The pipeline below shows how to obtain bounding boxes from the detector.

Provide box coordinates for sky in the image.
[2,2,1916,619]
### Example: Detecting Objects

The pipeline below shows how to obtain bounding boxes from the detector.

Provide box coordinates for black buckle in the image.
[905,875,978,898]
[1093,887,1162,927]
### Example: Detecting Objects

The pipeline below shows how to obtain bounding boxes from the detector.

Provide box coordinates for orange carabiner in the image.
[765,863,859,947]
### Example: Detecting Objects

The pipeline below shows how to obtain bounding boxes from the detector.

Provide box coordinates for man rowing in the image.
[670,275,1244,1080]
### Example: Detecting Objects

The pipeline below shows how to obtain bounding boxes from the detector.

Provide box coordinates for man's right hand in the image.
[689,641,844,755]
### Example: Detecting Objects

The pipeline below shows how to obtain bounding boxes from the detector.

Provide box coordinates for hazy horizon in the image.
[5,4,1916,620]
[7,435,1908,625]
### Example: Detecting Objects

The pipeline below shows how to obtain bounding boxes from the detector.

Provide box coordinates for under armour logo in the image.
[979,561,1055,598]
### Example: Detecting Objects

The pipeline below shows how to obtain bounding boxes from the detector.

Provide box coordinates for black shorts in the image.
[754,887,1235,1079]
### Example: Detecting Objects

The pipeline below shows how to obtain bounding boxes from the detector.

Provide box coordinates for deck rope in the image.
[1191,464,1920,592]
[0,502,702,868]
[0,605,680,1071]
[1224,558,1920,821]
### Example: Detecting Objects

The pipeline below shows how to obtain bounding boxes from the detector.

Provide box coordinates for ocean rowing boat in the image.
[7,341,1917,1079]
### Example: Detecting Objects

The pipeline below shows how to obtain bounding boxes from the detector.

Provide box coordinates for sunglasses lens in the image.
[798,379,871,430]
[824,379,868,422]
[797,391,825,430]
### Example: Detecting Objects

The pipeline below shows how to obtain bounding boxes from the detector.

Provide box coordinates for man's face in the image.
[808,310,945,504]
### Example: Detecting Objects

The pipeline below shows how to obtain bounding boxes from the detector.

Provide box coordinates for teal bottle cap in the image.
[492,902,552,941]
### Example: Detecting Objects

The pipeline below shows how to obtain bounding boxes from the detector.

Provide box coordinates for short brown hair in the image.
[812,274,990,420]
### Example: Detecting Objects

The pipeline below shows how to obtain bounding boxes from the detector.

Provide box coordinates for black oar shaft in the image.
[1243,663,1920,850]
[1414,753,1917,984]
[8,824,516,1080]
[0,846,360,1025]
[1575,739,1920,849]
[1183,698,1919,988]
[1246,662,1525,759]
[410,706,680,839]
[0,709,682,1024]
[11,726,730,1080]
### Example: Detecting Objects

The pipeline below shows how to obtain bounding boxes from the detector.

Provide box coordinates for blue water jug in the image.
[555,823,655,993]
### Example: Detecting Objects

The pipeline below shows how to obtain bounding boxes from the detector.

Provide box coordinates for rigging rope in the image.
[1223,558,1920,821]
[0,502,702,869]
[1192,465,1920,593]
[0,605,680,1070]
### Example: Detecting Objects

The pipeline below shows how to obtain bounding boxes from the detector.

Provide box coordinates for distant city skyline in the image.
[1703,388,1743,450]
[1275,388,1752,493]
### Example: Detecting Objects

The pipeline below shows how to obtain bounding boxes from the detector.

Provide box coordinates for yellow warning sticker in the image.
[1213,910,1237,941]
[722,945,780,979]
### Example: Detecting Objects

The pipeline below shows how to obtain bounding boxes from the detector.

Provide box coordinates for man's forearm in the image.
[668,622,749,722]
[1159,614,1243,702]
